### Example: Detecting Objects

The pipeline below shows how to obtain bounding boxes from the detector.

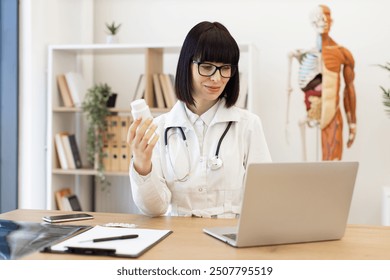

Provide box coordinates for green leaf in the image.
[378,62,390,117]
[82,83,114,189]
[105,21,121,35]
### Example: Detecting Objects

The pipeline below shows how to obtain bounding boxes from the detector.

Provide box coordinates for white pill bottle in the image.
[130,99,152,124]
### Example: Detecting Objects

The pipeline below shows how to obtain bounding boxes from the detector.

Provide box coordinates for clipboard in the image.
[43,225,172,258]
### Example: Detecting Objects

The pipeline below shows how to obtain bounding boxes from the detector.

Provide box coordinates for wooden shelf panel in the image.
[52,168,129,176]
[49,44,182,55]
[53,106,169,116]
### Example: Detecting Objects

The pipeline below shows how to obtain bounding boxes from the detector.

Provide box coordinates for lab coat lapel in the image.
[164,101,192,129]
[209,99,241,127]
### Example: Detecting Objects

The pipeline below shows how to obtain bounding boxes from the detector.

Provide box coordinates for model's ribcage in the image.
[298,52,322,121]
[298,52,321,89]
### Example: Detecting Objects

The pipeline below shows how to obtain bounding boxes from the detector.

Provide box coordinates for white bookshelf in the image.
[46,43,255,212]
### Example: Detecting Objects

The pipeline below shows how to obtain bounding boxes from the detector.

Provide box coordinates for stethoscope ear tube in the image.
[165,126,190,182]
[164,126,186,145]
[214,121,233,156]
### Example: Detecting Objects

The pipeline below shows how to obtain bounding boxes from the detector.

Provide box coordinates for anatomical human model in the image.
[287,5,356,160]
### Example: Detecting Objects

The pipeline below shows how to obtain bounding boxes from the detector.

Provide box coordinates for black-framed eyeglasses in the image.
[192,61,237,78]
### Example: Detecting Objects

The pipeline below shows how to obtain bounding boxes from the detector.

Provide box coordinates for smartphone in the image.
[42,213,94,223]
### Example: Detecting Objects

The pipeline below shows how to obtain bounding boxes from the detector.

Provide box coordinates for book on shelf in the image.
[158,74,169,107]
[110,143,120,171]
[68,134,82,169]
[102,143,111,172]
[102,116,110,144]
[55,132,82,170]
[133,74,145,101]
[62,133,82,169]
[107,115,120,145]
[132,73,176,109]
[56,74,74,107]
[55,132,69,170]
[167,74,177,107]
[102,115,131,172]
[120,116,130,143]
[103,115,117,172]
[64,71,87,107]
[55,188,72,210]
[102,115,114,172]
[152,73,166,108]
[142,74,155,108]
[62,194,82,211]
[120,143,130,172]
[61,133,76,169]
[159,73,176,108]
[120,116,131,171]
[55,188,82,211]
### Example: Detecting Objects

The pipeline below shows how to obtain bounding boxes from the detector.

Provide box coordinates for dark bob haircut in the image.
[175,21,240,108]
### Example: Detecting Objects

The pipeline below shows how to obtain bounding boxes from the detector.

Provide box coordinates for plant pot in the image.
[106,35,118,44]
[106,93,117,108]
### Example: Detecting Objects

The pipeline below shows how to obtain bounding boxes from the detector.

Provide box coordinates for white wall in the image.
[92,0,390,225]
[18,0,93,209]
[19,0,390,225]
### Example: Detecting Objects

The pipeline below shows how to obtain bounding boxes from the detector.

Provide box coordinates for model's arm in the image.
[342,48,357,148]
[286,49,304,143]
[286,50,305,120]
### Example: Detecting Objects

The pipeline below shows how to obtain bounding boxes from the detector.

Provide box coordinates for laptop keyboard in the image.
[223,233,237,240]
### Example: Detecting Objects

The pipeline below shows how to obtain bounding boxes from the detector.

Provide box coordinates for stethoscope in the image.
[164,121,233,182]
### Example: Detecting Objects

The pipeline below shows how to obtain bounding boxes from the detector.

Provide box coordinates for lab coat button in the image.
[198,187,203,192]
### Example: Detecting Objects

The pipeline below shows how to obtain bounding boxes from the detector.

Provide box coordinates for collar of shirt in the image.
[183,101,219,128]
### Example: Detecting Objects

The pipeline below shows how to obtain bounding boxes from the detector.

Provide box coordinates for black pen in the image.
[93,234,139,242]
[80,234,139,243]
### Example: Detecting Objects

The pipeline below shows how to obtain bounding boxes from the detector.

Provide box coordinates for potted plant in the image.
[379,62,390,117]
[82,83,114,187]
[105,21,121,44]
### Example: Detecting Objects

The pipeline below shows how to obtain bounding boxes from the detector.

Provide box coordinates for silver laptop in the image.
[203,161,359,247]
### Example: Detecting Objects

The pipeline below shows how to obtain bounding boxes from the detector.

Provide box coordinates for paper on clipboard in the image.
[48,225,172,258]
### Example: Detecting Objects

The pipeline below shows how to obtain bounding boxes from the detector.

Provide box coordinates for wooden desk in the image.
[1,209,390,260]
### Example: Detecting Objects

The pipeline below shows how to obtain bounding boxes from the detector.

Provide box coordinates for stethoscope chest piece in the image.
[208,156,223,170]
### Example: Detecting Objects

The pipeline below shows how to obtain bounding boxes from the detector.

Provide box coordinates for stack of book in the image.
[102,115,131,172]
[55,132,82,170]
[133,73,177,109]
[56,72,87,108]
[54,188,82,211]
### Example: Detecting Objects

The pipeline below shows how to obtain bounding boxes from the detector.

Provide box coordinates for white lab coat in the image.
[130,99,272,218]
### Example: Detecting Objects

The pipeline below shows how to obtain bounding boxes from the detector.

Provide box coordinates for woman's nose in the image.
[210,70,222,81]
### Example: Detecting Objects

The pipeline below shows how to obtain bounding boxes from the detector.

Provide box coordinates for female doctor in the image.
[127,21,272,218]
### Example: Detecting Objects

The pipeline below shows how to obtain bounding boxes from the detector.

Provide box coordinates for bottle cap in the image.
[131,99,147,112]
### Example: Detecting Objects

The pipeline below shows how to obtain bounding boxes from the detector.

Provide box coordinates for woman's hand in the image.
[127,118,159,175]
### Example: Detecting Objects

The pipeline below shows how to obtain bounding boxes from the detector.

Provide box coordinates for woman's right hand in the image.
[127,118,159,176]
